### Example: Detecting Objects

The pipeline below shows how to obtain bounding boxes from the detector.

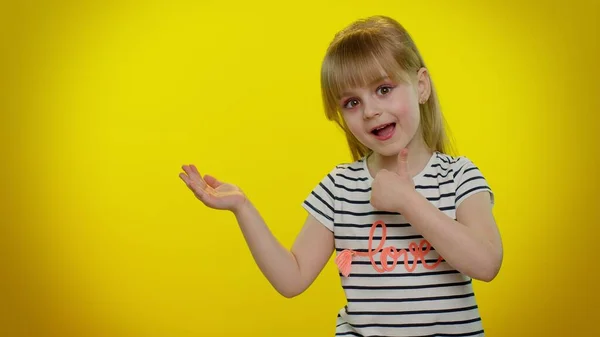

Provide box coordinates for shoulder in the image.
[302,158,368,231]
[308,158,371,199]
[433,152,486,178]
[432,152,474,169]
[305,157,367,192]
[329,158,369,184]
[435,152,494,207]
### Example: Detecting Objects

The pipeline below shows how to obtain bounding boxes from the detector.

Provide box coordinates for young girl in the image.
[179,15,503,337]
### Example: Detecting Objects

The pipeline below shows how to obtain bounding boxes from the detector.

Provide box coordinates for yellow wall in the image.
[2,1,598,336]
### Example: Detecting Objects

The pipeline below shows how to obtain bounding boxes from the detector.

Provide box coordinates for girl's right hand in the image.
[179,164,247,212]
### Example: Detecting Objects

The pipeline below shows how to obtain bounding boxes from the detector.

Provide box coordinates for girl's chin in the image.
[368,140,408,156]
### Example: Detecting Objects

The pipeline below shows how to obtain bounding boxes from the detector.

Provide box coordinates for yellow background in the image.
[2,0,598,336]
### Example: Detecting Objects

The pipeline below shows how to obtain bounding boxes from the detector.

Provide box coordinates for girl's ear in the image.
[416,67,431,103]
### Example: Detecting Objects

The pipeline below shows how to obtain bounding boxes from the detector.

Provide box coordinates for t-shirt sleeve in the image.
[301,168,337,232]
[454,157,494,208]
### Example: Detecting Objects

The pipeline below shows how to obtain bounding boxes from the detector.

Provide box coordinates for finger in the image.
[179,172,190,185]
[203,174,222,188]
[193,184,214,203]
[189,165,218,192]
[190,165,202,179]
[182,164,201,181]
[180,172,202,192]
[180,168,214,195]
[181,165,198,180]
[182,165,210,189]
[397,148,409,175]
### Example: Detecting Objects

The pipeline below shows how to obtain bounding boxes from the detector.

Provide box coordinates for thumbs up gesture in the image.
[370,148,417,213]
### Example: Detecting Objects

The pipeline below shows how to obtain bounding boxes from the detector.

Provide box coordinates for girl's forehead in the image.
[339,74,392,96]
[324,49,411,99]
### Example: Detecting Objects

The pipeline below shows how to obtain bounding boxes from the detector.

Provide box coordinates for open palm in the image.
[179,164,246,211]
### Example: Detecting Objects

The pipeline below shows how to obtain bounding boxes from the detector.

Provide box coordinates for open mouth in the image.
[371,123,396,140]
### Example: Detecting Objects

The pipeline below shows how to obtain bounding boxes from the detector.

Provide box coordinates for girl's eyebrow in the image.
[340,76,391,98]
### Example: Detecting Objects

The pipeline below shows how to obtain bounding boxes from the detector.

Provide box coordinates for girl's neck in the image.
[367,139,433,178]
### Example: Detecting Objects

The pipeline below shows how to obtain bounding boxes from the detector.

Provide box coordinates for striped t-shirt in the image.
[302,151,493,337]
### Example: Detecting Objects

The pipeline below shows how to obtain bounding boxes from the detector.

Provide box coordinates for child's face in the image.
[338,70,427,157]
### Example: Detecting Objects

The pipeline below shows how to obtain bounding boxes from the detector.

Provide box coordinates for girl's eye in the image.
[343,99,359,109]
[377,86,393,95]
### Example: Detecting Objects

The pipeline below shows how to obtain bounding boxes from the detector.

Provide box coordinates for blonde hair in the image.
[320,15,455,161]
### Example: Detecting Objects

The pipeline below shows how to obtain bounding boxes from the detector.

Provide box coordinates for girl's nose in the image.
[363,104,382,119]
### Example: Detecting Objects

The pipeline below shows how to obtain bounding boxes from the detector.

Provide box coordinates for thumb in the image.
[397,148,409,175]
[203,174,222,188]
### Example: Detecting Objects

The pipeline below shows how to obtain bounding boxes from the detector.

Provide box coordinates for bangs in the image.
[322,33,410,104]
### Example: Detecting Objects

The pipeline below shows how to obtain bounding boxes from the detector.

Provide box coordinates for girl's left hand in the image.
[370,148,417,212]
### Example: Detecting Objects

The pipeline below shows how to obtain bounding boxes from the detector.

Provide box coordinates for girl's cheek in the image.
[393,104,411,118]
[400,100,419,117]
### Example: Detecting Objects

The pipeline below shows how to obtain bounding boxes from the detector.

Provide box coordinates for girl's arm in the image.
[370,150,503,282]
[233,200,334,298]
[400,191,503,282]
[179,164,334,298]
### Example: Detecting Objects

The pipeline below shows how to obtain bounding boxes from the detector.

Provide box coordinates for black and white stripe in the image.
[303,152,493,337]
